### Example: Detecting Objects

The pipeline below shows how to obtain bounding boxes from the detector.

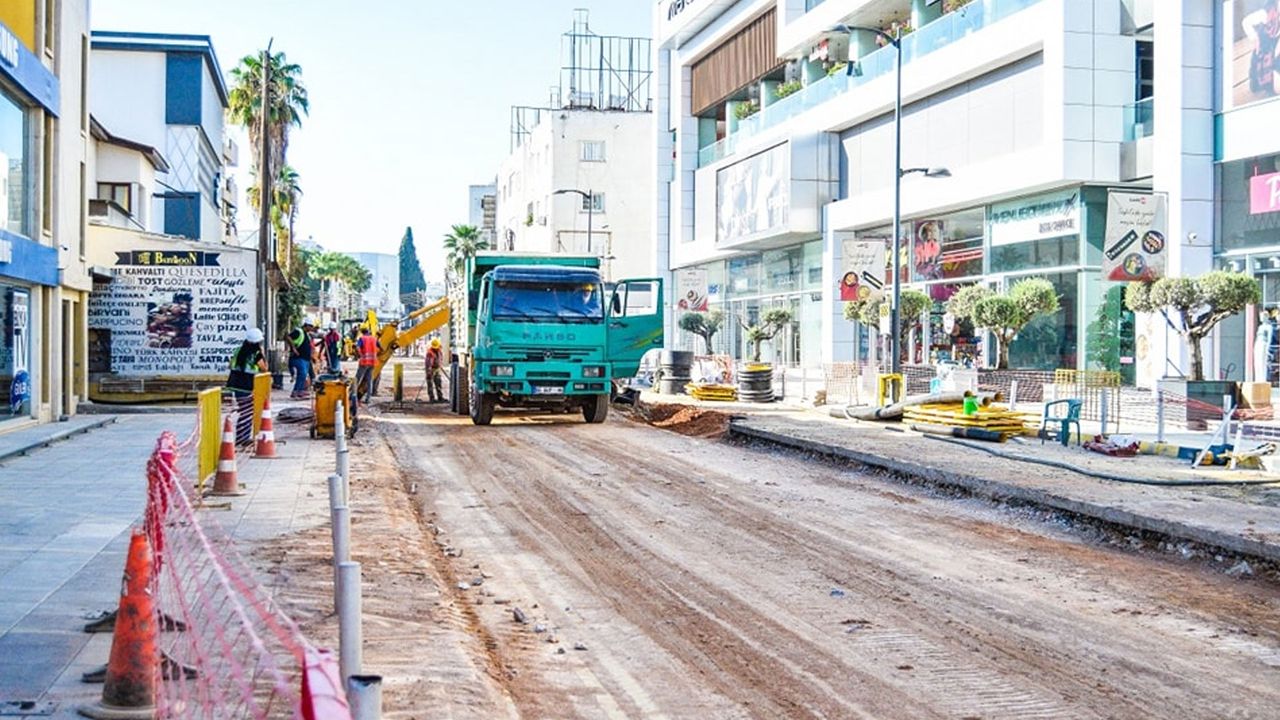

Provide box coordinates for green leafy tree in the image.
[844,290,931,362]
[1125,271,1261,381]
[678,310,725,354]
[398,227,426,308]
[738,308,794,363]
[955,278,1059,370]
[1086,286,1125,372]
[309,251,372,313]
[443,224,489,279]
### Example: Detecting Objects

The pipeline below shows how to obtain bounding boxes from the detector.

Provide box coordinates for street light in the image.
[830,23,950,391]
[553,188,594,255]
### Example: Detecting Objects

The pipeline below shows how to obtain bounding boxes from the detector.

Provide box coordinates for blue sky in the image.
[92,0,653,283]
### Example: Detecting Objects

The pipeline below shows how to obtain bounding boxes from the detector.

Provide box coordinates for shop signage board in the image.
[717,143,790,245]
[88,237,257,376]
[675,268,709,312]
[839,239,887,302]
[988,189,1081,246]
[1250,170,1280,214]
[1102,191,1169,282]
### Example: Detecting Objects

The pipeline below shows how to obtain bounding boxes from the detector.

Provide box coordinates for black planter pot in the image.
[737,365,774,403]
[1157,378,1237,425]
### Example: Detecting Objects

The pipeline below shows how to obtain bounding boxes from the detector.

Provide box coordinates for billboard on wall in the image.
[1228,0,1280,110]
[839,239,887,302]
[988,189,1081,246]
[717,143,790,245]
[87,233,257,376]
[1102,191,1169,282]
[675,268,709,312]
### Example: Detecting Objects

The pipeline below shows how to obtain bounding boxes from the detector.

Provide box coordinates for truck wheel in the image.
[448,362,459,413]
[470,385,495,426]
[456,362,471,416]
[582,393,609,424]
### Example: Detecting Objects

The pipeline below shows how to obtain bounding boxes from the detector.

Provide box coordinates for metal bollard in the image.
[1156,389,1166,444]
[347,675,383,720]
[1224,394,1234,439]
[1100,387,1109,434]
[335,401,350,503]
[1008,380,1019,412]
[337,561,363,682]
[331,505,350,611]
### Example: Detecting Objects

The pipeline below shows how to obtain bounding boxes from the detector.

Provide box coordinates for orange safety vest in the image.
[357,335,378,367]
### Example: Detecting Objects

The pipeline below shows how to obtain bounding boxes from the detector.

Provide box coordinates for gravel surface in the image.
[261,363,1280,718]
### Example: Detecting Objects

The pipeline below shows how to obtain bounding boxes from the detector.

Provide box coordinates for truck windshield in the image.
[491,281,604,323]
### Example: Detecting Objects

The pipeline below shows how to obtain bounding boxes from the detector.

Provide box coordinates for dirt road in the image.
[322,365,1280,718]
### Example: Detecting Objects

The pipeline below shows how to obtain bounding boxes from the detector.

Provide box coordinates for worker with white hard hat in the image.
[227,328,268,445]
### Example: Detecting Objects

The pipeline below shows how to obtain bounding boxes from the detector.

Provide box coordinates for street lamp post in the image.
[830,24,950,392]
[553,188,593,255]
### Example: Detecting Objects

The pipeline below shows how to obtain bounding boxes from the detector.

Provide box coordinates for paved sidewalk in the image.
[728,408,1280,565]
[0,394,338,718]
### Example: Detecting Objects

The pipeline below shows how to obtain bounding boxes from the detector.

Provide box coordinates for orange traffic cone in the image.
[208,416,244,496]
[78,530,158,720]
[255,398,278,458]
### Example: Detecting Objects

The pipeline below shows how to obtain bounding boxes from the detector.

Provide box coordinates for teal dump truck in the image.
[448,252,663,425]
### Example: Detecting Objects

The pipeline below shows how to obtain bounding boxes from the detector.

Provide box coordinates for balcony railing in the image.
[698,0,1044,167]
[1124,97,1154,141]
[805,0,827,10]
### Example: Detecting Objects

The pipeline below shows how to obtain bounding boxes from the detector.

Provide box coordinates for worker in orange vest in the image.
[355,327,380,403]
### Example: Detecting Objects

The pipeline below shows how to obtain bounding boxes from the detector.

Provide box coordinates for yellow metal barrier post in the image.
[252,372,272,438]
[393,363,404,403]
[197,387,223,492]
[877,373,903,407]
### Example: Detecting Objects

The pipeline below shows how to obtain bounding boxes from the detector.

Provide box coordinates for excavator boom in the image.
[362,297,450,395]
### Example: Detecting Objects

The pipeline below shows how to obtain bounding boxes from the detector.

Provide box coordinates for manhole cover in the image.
[0,701,56,716]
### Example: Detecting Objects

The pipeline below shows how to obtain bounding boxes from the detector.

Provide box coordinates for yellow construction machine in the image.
[354,297,451,399]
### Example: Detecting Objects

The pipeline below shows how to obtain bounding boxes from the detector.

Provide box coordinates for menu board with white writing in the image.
[88,246,257,376]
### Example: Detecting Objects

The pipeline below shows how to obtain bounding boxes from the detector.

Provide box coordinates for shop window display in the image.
[0,93,28,237]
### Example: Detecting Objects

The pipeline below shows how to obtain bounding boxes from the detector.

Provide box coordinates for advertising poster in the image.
[1103,191,1169,282]
[9,288,28,415]
[88,242,257,376]
[913,220,944,280]
[717,143,790,244]
[1229,0,1280,110]
[839,239,887,302]
[675,268,710,312]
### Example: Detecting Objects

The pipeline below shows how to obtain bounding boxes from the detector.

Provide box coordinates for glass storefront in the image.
[0,90,28,236]
[1,284,31,420]
[1216,153,1280,382]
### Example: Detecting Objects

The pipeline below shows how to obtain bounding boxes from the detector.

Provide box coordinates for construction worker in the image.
[323,321,342,374]
[355,326,380,403]
[287,318,316,399]
[227,328,267,445]
[425,337,445,403]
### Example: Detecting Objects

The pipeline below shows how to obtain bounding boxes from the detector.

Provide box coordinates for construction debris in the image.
[901,402,1031,442]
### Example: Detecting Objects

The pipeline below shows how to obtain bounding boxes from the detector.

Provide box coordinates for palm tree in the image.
[227,51,309,179]
[443,224,488,279]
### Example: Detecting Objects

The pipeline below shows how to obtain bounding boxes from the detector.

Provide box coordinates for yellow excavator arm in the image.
[368,296,451,389]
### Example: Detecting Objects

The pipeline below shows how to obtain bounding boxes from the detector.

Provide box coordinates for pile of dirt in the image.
[638,402,730,438]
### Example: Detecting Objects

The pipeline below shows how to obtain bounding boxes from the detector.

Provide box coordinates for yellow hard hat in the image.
[431,338,441,349]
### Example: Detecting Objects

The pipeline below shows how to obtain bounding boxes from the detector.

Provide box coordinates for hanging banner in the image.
[1103,191,1169,282]
[87,232,257,376]
[839,239,887,302]
[675,268,709,312]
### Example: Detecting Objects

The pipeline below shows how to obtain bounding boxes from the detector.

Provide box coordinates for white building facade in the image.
[347,251,402,319]
[496,110,655,282]
[88,32,235,245]
[655,0,1252,390]
[468,182,497,247]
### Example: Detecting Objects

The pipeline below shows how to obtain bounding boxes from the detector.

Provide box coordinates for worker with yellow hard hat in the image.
[425,336,445,403]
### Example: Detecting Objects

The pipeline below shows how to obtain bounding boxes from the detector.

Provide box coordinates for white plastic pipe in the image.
[327,474,343,512]
[331,505,350,611]
[337,560,362,682]
[347,675,383,720]
[335,401,350,502]
[1156,389,1166,444]
[1008,380,1019,412]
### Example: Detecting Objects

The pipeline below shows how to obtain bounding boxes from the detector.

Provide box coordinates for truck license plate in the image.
[534,386,564,395]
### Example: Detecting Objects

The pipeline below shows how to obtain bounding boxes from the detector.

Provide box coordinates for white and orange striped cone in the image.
[209,417,245,496]
[254,398,278,458]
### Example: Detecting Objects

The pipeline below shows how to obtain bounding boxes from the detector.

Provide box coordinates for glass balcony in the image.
[1124,98,1154,141]
[697,0,1045,167]
[805,0,828,10]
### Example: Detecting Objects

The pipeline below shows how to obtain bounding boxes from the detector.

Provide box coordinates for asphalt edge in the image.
[728,420,1280,565]
[0,416,119,464]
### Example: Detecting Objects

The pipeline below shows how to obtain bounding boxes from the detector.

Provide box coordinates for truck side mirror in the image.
[611,293,623,316]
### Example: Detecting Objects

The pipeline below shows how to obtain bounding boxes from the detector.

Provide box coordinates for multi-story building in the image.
[0,0,93,430]
[654,0,1241,391]
[495,11,654,282]
[468,182,497,247]
[88,31,234,244]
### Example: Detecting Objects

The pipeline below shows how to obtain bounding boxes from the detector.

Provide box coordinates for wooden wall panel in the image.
[691,9,782,116]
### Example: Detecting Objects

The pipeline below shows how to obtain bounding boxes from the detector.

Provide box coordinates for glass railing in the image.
[697,0,1044,167]
[1124,97,1154,141]
[805,0,827,10]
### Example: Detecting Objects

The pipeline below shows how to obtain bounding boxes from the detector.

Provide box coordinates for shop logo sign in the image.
[667,0,697,21]
[0,26,18,70]
[1250,171,1280,215]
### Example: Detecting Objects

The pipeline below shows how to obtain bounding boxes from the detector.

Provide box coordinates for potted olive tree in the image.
[737,308,793,401]
[678,310,725,355]
[1125,271,1261,420]
[946,279,1060,370]
[844,290,931,365]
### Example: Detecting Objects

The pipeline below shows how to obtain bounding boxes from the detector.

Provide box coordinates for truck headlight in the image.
[583,366,604,378]
[491,364,515,377]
